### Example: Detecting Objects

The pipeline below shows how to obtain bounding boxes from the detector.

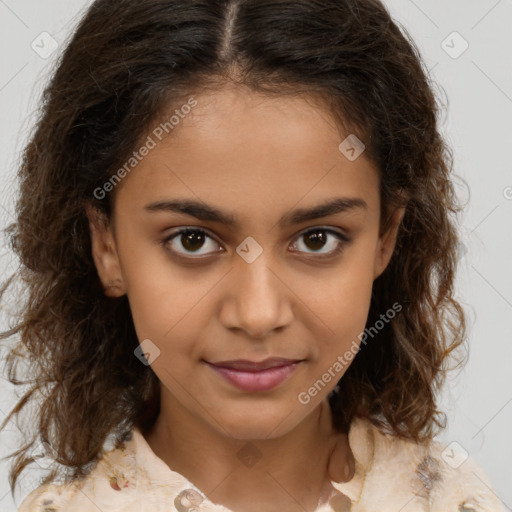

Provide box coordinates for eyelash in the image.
[160,226,350,261]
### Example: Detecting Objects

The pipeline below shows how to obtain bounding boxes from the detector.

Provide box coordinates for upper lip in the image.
[206,357,303,371]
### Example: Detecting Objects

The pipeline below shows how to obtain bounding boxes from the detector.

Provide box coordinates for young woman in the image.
[0,0,504,510]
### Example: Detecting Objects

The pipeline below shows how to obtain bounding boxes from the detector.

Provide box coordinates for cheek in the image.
[120,250,221,365]
[311,251,376,357]
[115,235,192,342]
[126,272,204,346]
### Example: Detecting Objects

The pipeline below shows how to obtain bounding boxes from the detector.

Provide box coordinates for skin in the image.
[86,83,405,512]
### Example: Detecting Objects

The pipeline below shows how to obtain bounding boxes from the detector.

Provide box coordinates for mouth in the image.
[204,358,304,392]
[206,357,304,371]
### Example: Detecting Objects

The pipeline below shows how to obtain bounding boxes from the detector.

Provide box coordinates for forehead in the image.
[113,85,380,226]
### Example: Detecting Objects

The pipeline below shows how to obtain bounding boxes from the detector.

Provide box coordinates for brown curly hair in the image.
[0,0,468,498]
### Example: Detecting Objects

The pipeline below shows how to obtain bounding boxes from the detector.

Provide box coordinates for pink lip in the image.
[205,360,302,392]
[209,357,302,371]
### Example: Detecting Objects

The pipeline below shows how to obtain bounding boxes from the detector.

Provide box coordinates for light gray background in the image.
[0,1,511,510]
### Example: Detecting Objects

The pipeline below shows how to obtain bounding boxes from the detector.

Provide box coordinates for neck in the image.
[143,390,353,512]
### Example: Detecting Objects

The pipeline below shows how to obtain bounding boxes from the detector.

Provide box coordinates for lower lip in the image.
[206,362,301,392]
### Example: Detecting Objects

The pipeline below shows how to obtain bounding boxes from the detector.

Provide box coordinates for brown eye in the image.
[180,230,206,252]
[291,228,348,257]
[303,230,328,251]
[163,228,221,257]
[161,226,349,261]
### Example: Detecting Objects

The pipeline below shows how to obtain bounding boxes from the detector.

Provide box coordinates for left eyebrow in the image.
[144,196,368,229]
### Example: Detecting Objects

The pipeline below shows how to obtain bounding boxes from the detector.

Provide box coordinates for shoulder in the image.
[339,417,506,512]
[17,428,230,512]
[17,432,139,512]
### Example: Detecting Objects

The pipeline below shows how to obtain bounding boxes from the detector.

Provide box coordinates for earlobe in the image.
[85,203,126,297]
[373,205,406,280]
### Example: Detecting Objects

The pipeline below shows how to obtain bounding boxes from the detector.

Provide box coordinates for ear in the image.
[85,202,126,298]
[373,201,407,280]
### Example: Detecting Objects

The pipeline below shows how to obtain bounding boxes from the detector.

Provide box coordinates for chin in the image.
[213,407,305,440]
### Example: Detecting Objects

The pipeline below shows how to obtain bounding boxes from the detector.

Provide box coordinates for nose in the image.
[219,252,294,338]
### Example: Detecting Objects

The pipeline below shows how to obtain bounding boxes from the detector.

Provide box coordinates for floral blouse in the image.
[17,417,506,512]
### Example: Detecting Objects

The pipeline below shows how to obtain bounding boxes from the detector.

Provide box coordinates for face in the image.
[87,84,405,440]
